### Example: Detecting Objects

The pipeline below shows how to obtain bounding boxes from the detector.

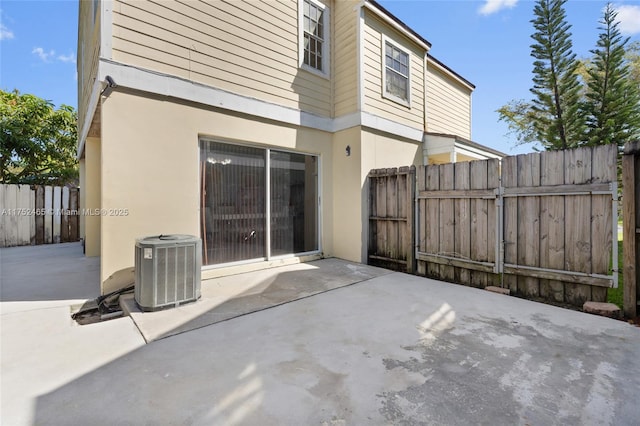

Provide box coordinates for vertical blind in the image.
[200,140,318,266]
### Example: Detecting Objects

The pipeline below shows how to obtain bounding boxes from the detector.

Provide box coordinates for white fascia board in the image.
[97,59,423,142]
[454,142,502,160]
[77,77,102,159]
[360,112,423,142]
[424,145,454,156]
[332,112,362,132]
[362,2,430,52]
[427,57,474,92]
[99,59,334,132]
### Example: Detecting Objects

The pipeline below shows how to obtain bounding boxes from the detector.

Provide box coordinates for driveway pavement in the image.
[2,243,640,425]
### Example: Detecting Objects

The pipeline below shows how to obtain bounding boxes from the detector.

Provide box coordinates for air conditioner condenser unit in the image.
[135,234,201,311]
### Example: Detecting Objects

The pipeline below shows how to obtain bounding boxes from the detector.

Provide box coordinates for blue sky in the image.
[1,1,639,155]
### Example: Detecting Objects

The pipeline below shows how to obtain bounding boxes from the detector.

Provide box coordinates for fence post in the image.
[623,141,640,318]
[407,165,416,274]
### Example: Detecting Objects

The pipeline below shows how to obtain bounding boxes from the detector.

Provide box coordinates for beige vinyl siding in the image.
[78,1,100,140]
[362,12,424,130]
[333,1,358,117]
[426,65,472,139]
[112,0,332,117]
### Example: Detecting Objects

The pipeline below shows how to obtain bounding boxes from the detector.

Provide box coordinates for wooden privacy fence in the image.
[368,166,415,271]
[623,141,640,318]
[368,145,619,307]
[0,184,80,248]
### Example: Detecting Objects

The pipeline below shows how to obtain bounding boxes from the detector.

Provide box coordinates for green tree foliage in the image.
[499,2,640,150]
[0,89,78,185]
[626,41,640,86]
[529,0,583,150]
[583,4,640,147]
[497,99,540,147]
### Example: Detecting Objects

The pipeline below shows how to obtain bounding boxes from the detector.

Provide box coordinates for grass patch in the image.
[607,239,623,309]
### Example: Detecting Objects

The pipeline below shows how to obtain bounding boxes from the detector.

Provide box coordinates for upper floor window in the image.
[300,0,329,76]
[383,37,411,107]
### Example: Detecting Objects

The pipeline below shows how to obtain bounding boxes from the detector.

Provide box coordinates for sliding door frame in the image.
[199,138,322,270]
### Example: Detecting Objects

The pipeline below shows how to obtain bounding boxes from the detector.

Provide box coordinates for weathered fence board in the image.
[368,167,415,272]
[623,141,640,318]
[368,145,618,308]
[439,163,455,281]
[0,184,80,248]
[454,162,471,285]
[53,186,61,244]
[44,186,53,244]
[35,186,44,245]
[591,144,618,302]
[564,148,593,303]
[539,150,565,302]
[69,189,79,242]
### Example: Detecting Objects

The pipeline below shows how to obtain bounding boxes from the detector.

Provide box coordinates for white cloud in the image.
[0,23,13,40]
[57,53,76,64]
[32,47,55,62]
[479,0,518,16]
[615,4,640,35]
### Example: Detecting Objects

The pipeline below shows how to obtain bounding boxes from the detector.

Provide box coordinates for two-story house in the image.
[77,0,505,294]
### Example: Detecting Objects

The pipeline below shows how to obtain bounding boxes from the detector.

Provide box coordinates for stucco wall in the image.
[331,127,362,262]
[84,137,101,258]
[331,127,421,263]
[99,90,334,292]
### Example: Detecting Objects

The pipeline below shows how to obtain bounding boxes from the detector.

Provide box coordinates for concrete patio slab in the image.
[0,242,100,313]
[31,273,640,425]
[122,258,392,342]
[0,243,146,425]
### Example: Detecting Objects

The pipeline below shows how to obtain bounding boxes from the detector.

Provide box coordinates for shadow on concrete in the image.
[122,258,392,342]
[0,242,99,302]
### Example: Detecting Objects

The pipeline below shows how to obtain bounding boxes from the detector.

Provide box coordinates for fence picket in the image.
[564,147,594,305]
[539,150,565,302]
[590,144,617,303]
[53,186,62,244]
[439,163,455,281]
[35,186,45,245]
[6,185,18,247]
[61,187,70,243]
[44,186,53,244]
[425,165,441,278]
[517,153,541,297]
[454,162,471,285]
[469,160,490,288]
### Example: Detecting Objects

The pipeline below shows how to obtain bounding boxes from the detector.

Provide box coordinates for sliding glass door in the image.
[270,151,318,256]
[200,140,318,266]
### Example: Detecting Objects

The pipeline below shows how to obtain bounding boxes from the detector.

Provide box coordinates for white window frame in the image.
[299,0,330,78]
[382,34,411,108]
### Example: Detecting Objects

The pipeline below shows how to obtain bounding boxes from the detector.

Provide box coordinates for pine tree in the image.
[529,0,584,150]
[583,3,640,147]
